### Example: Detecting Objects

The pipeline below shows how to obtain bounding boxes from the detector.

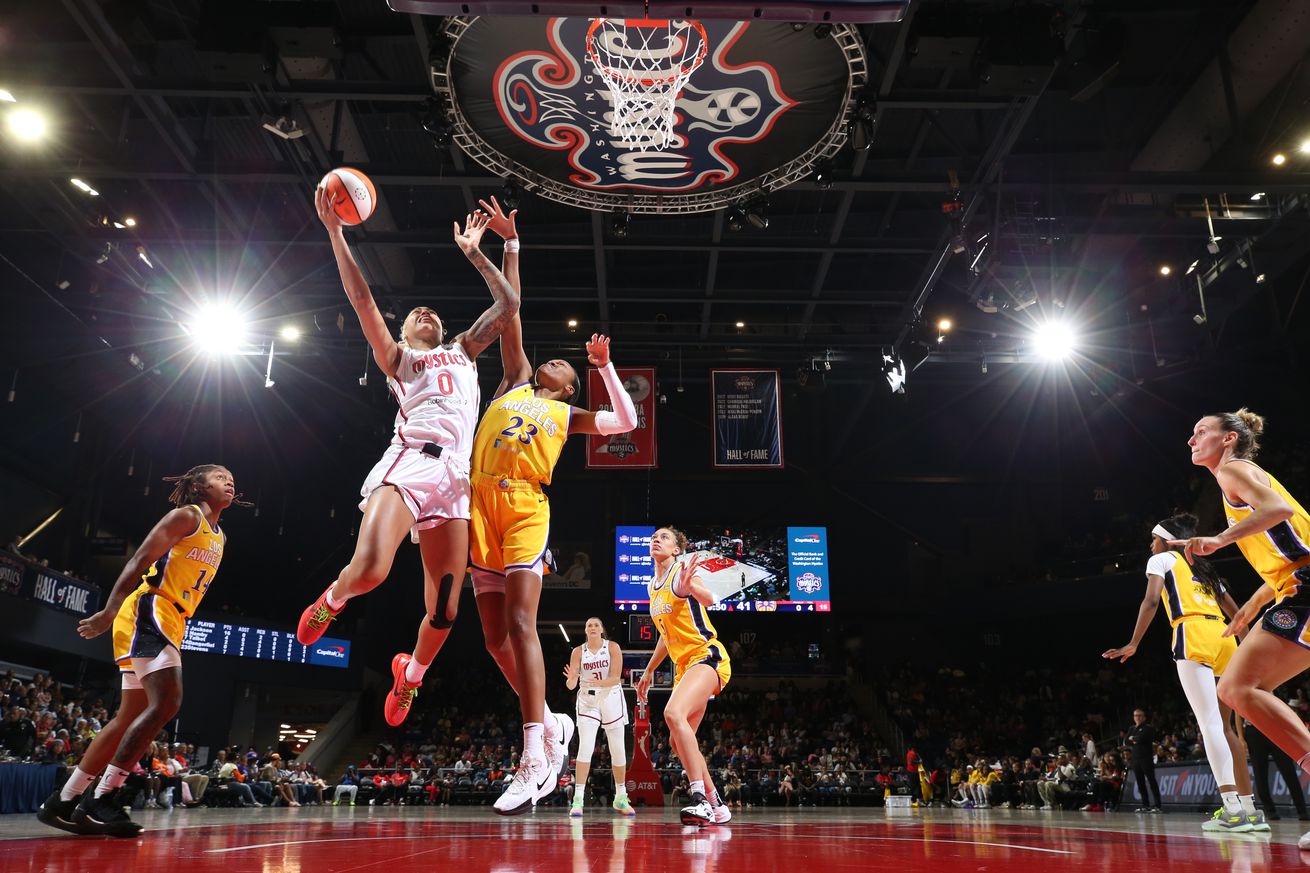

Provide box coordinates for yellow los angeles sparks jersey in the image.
[1222,460,1310,597]
[649,562,726,668]
[136,506,225,618]
[1149,551,1224,626]
[471,382,572,484]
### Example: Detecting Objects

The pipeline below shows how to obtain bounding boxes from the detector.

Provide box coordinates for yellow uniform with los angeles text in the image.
[1148,549,1235,675]
[649,562,731,691]
[112,506,224,670]
[469,382,572,574]
[1222,459,1310,650]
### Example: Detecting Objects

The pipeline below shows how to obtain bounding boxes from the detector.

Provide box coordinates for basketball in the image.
[320,167,376,226]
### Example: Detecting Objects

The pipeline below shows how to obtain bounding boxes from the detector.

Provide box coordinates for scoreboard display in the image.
[181,620,351,669]
[627,613,657,645]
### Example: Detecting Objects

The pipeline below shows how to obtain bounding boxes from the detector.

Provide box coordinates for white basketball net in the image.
[586,18,709,151]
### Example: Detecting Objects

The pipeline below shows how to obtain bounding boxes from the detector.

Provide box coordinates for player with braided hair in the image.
[37,465,244,837]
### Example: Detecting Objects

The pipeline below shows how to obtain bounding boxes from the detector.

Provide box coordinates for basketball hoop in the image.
[585,18,709,151]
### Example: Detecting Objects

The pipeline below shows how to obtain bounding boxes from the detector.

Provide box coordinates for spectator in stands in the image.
[2,706,37,758]
[778,764,796,806]
[334,765,359,806]
[259,755,298,807]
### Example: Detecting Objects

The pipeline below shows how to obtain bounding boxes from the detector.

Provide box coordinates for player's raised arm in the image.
[315,186,403,379]
[1102,574,1164,663]
[477,197,532,396]
[567,335,637,436]
[564,646,582,690]
[451,211,520,359]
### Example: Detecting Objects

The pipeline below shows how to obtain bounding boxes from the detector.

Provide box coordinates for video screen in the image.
[614,525,830,613]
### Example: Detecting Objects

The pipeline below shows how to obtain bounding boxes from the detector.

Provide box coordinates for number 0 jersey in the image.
[1222,459,1310,597]
[388,343,480,461]
[470,382,572,484]
[135,505,225,618]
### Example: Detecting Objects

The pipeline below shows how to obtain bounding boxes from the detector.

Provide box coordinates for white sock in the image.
[615,782,628,798]
[404,656,429,685]
[60,767,97,801]
[524,723,545,762]
[1221,790,1241,815]
[709,788,722,807]
[1239,794,1256,815]
[690,780,705,799]
[94,764,131,798]
[1300,751,1310,776]
[325,583,347,611]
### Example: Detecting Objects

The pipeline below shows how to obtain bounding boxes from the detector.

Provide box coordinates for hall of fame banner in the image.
[712,369,784,469]
[586,366,658,469]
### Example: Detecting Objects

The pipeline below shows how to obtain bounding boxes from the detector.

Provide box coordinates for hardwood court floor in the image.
[2,805,1307,872]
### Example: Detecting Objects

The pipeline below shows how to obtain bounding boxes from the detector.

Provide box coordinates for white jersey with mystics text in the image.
[576,641,627,725]
[387,343,480,461]
[580,642,613,686]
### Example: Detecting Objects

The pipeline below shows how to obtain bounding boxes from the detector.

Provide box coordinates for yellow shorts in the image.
[469,474,550,576]
[112,588,186,671]
[674,641,732,693]
[1171,616,1237,676]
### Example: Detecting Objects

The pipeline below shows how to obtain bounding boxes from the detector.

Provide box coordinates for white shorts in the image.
[360,444,471,539]
[120,646,182,690]
[470,562,545,596]
[576,686,629,727]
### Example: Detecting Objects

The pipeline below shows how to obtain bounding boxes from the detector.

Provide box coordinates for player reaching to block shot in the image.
[466,197,638,815]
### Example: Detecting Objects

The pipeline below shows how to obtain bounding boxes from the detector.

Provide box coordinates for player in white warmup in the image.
[564,617,634,816]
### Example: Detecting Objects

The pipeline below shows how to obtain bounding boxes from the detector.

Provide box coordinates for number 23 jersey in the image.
[471,382,572,484]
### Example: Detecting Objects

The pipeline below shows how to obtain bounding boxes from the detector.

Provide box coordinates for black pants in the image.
[1133,763,1161,808]
[1248,723,1308,817]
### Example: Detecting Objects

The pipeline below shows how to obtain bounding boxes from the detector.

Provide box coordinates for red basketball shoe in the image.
[384,653,420,727]
[296,586,343,646]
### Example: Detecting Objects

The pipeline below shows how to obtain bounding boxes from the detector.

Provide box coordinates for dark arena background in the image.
[2,0,1310,870]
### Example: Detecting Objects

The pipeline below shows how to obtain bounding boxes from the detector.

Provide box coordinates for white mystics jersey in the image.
[387,343,480,462]
[579,641,614,687]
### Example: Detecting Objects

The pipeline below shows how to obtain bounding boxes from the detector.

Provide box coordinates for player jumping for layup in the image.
[297,192,518,730]
[467,197,638,815]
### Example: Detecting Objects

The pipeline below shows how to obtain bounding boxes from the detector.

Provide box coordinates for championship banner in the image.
[586,366,658,469]
[711,369,784,469]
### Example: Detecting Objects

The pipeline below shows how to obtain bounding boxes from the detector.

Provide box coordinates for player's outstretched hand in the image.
[78,609,114,640]
[477,196,518,241]
[1101,643,1137,663]
[586,334,611,367]
[315,185,343,233]
[1167,536,1223,563]
[454,211,490,257]
[635,672,651,704]
[1221,603,1259,638]
[677,554,703,593]
[563,661,580,686]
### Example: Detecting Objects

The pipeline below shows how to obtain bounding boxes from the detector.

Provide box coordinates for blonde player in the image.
[1103,512,1259,832]
[37,466,240,837]
[1173,409,1310,848]
[466,198,637,815]
[636,527,733,826]
[564,617,633,817]
[296,194,519,731]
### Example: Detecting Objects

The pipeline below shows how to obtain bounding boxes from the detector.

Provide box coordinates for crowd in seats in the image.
[0,670,108,768]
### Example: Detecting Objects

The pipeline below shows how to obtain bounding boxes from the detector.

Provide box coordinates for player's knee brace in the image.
[428,574,457,629]
[604,724,627,763]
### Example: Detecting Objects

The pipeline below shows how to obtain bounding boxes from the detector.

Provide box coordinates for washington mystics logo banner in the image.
[491,19,795,192]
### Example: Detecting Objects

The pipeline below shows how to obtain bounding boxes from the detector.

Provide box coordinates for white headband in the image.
[1151,524,1176,542]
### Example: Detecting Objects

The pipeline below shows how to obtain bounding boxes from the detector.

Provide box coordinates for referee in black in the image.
[1127,708,1162,812]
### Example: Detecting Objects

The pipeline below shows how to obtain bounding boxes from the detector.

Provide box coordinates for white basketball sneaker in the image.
[493,755,554,816]
[680,796,713,826]
[1299,829,1310,851]
[546,713,574,780]
[711,804,732,824]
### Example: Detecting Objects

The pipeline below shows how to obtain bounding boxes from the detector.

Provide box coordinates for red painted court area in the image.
[2,809,1307,873]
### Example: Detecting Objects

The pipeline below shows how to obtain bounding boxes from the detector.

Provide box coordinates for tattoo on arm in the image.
[465,253,521,345]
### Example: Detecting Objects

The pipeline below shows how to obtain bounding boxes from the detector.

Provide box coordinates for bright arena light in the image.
[192,303,248,356]
[7,108,48,142]
[1031,321,1077,361]
[280,325,301,341]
